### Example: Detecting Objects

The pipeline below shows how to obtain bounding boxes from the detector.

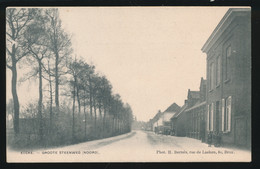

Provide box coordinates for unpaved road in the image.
[7,130,251,162]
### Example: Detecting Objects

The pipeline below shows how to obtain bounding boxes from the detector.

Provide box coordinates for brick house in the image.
[170,103,188,136]
[185,78,207,141]
[201,8,251,147]
[170,78,206,139]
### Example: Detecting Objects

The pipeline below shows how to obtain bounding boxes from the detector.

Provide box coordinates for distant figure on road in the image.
[171,129,175,136]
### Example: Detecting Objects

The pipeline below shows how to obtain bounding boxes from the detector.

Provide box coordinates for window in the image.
[215,101,220,131]
[221,96,232,132]
[225,45,231,80]
[209,62,215,90]
[216,55,221,86]
[207,103,214,131]
[227,45,232,57]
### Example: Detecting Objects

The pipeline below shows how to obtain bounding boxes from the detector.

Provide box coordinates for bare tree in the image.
[67,58,85,141]
[77,62,92,139]
[44,60,55,130]
[23,10,51,139]
[45,9,72,113]
[6,8,36,134]
[99,77,112,136]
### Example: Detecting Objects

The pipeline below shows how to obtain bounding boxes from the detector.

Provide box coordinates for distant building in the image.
[185,78,207,141]
[170,103,188,136]
[160,103,181,134]
[152,103,181,134]
[169,77,207,141]
[146,119,154,131]
[151,110,162,132]
[201,8,251,147]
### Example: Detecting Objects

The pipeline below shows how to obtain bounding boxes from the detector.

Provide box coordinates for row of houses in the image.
[148,8,251,148]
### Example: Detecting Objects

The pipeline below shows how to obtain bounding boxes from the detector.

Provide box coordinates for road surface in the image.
[7,130,251,162]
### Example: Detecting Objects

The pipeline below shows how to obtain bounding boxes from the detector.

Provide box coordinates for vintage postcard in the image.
[6,7,251,162]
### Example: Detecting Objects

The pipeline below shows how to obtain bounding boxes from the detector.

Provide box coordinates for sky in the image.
[6,7,231,122]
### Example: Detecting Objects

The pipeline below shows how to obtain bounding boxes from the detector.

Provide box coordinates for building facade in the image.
[171,103,188,137]
[201,8,251,147]
[185,78,207,142]
[151,110,162,132]
[152,103,180,134]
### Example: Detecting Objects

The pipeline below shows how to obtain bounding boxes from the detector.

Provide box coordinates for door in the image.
[215,101,220,132]
[235,117,247,146]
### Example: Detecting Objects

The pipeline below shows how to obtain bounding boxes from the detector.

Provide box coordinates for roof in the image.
[164,103,181,112]
[171,104,188,119]
[201,8,251,53]
[185,101,206,112]
[151,111,162,124]
[189,91,200,99]
[200,78,207,87]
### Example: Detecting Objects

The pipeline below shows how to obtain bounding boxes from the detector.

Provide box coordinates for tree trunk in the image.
[11,61,20,135]
[84,90,87,139]
[94,98,97,134]
[72,79,76,141]
[102,106,106,138]
[76,82,81,116]
[98,103,102,121]
[38,61,43,140]
[89,76,93,134]
[113,117,116,134]
[89,76,93,119]
[117,118,120,134]
[98,103,102,136]
[48,61,53,131]
[55,51,59,113]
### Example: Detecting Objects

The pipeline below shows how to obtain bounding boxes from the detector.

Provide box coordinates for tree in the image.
[76,61,92,138]
[100,77,112,135]
[67,59,80,140]
[44,60,55,130]
[23,9,50,140]
[45,9,72,113]
[91,75,100,131]
[95,76,112,134]
[6,8,36,134]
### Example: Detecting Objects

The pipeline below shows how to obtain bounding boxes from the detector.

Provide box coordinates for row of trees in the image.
[6,8,133,148]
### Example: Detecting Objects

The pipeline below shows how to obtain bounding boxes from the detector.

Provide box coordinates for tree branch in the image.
[19,69,39,83]
[6,32,12,39]
[41,62,55,77]
[6,63,12,70]
[6,47,12,56]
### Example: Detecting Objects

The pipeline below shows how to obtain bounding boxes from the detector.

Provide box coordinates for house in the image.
[152,103,181,134]
[170,78,206,139]
[160,103,181,134]
[185,78,207,142]
[170,103,188,136]
[201,8,251,147]
[151,110,162,132]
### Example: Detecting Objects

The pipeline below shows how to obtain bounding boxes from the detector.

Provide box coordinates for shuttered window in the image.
[209,62,215,90]
[221,96,232,132]
[216,55,221,86]
[226,96,232,132]
[207,105,210,131]
[207,103,214,131]
[225,45,231,80]
[210,103,214,131]
[221,99,225,131]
